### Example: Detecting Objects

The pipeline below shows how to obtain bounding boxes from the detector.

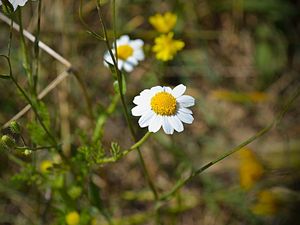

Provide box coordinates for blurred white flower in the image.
[132,84,195,134]
[0,0,29,11]
[103,35,144,72]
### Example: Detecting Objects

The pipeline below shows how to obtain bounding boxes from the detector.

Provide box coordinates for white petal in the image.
[133,95,145,105]
[163,86,173,93]
[134,50,145,61]
[103,51,113,66]
[177,95,195,107]
[131,105,150,116]
[130,39,144,48]
[172,84,186,98]
[138,110,155,128]
[117,60,124,71]
[148,115,162,133]
[127,56,138,66]
[178,107,193,114]
[177,112,194,124]
[139,89,151,97]
[116,35,130,46]
[168,116,184,132]
[162,117,174,134]
[133,94,151,105]
[151,86,163,93]
[123,62,134,72]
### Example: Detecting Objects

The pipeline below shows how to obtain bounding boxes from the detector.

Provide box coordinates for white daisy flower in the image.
[131,84,195,135]
[103,35,145,73]
[0,0,28,11]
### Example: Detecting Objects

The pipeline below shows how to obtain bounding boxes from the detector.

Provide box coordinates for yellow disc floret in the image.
[151,92,177,116]
[117,45,134,60]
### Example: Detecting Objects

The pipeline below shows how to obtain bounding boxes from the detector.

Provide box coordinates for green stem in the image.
[96,1,159,200]
[99,132,151,164]
[159,89,300,201]
[1,54,67,162]
[33,0,42,93]
[92,94,120,142]
[79,0,104,41]
[70,68,94,121]
[18,9,32,91]
[8,14,13,57]
[16,145,60,151]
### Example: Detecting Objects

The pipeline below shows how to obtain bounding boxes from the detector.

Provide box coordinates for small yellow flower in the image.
[149,12,177,33]
[153,32,185,61]
[238,148,264,190]
[248,92,268,103]
[65,211,80,225]
[39,160,53,173]
[251,190,279,215]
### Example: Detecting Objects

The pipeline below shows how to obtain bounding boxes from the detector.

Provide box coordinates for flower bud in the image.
[9,121,21,135]
[1,135,16,149]
[24,149,32,155]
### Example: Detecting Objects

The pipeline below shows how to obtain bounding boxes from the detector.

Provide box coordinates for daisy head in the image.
[103,35,145,73]
[0,0,29,11]
[131,84,195,134]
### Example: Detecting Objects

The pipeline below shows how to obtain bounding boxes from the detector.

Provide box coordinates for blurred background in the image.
[0,0,300,224]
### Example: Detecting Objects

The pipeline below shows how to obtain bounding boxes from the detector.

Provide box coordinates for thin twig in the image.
[0,12,94,123]
[0,12,71,68]
[2,70,70,128]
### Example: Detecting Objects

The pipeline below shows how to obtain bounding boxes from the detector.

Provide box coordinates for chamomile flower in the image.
[131,84,195,134]
[153,32,185,61]
[103,35,145,72]
[0,0,28,11]
[149,12,177,33]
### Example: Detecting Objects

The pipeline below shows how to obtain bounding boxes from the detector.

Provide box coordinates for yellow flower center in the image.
[151,92,177,116]
[117,44,133,60]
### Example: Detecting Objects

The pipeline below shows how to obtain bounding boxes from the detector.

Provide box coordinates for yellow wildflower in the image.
[39,160,53,173]
[251,190,279,215]
[153,32,185,61]
[238,148,264,190]
[65,211,80,225]
[149,12,177,33]
[248,92,268,103]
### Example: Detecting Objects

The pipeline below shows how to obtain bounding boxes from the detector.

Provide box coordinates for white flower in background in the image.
[103,35,144,72]
[0,0,28,11]
[131,84,195,134]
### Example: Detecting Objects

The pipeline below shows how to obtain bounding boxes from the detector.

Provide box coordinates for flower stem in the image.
[96,2,159,200]
[159,89,300,201]
[99,131,152,164]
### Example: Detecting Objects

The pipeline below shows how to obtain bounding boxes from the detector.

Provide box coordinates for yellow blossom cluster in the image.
[149,12,185,61]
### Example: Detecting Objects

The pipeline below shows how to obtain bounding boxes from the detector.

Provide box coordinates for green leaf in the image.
[110,142,121,160]
[27,121,48,145]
